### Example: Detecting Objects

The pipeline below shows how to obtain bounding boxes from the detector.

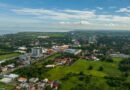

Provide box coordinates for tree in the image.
[98,66,104,71]
[88,65,93,70]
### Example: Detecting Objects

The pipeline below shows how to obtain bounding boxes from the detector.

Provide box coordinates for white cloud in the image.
[97,7,103,10]
[12,8,96,20]
[116,8,130,13]
[8,8,130,30]
[59,21,90,25]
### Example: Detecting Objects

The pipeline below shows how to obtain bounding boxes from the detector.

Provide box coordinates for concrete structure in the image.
[64,49,82,56]
[110,54,130,58]
[4,74,19,80]
[17,46,27,53]
[88,36,97,44]
[18,77,27,83]
[0,78,12,83]
[19,53,31,65]
[52,45,69,52]
[45,65,56,68]
[31,47,43,58]
[38,36,50,39]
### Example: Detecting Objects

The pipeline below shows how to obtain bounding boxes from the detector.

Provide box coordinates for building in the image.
[45,65,56,68]
[17,46,27,53]
[52,45,69,52]
[88,36,97,44]
[0,78,12,83]
[4,74,19,80]
[31,47,43,58]
[19,53,31,65]
[38,36,50,39]
[64,49,82,56]
[110,53,130,58]
[18,77,27,83]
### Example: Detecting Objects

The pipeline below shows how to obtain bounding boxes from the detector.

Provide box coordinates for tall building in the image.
[31,47,43,58]
[88,36,97,44]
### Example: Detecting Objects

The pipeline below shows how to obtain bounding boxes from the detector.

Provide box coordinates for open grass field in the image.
[0,82,14,90]
[0,53,20,61]
[44,58,123,90]
[45,58,122,80]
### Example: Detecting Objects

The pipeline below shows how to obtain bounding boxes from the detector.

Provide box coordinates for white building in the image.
[31,47,43,58]
[64,49,82,56]
[19,53,31,65]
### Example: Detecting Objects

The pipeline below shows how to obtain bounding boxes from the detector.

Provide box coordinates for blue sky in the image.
[0,0,130,31]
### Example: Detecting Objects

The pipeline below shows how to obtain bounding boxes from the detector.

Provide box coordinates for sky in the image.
[0,0,130,32]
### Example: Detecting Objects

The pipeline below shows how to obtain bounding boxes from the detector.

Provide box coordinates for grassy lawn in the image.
[45,58,122,80]
[0,53,20,60]
[44,58,123,90]
[0,82,14,90]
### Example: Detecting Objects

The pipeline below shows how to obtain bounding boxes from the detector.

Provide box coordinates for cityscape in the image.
[0,0,130,90]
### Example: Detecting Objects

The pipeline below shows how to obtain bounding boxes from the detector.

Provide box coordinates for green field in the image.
[7,56,129,90]
[0,53,20,60]
[45,58,122,80]
[0,82,14,90]
[44,58,124,90]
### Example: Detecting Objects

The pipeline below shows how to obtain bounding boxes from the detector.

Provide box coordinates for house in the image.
[52,83,59,90]
[91,56,100,61]
[45,65,56,68]
[7,64,15,69]
[29,78,39,83]
[18,77,27,83]
[37,82,46,89]
[0,78,12,83]
[110,53,130,58]
[43,78,48,83]
[4,74,19,80]
[42,48,48,54]
[2,67,8,72]
[54,58,72,65]
[18,47,27,51]
[17,46,27,53]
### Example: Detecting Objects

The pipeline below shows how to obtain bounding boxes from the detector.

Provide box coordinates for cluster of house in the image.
[45,57,73,68]
[0,73,19,83]
[18,45,82,66]
[52,45,69,52]
[0,64,15,72]
[15,77,60,90]
[0,73,60,90]
[54,57,73,65]
[110,53,130,58]
[85,55,100,61]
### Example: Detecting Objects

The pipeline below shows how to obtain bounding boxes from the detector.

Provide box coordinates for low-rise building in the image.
[45,64,56,68]
[18,77,27,83]
[4,74,19,80]
[18,53,31,65]
[64,49,82,56]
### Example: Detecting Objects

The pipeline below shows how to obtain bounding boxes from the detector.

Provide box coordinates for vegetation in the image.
[0,82,14,90]
[1,31,130,90]
[119,58,130,72]
[0,53,20,60]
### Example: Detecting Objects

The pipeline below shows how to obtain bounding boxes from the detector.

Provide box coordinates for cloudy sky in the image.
[0,0,130,32]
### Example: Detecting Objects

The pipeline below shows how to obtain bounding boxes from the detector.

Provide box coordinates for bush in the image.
[88,65,93,70]
[98,66,104,71]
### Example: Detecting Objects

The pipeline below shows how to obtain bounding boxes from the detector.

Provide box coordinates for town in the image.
[0,31,130,90]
